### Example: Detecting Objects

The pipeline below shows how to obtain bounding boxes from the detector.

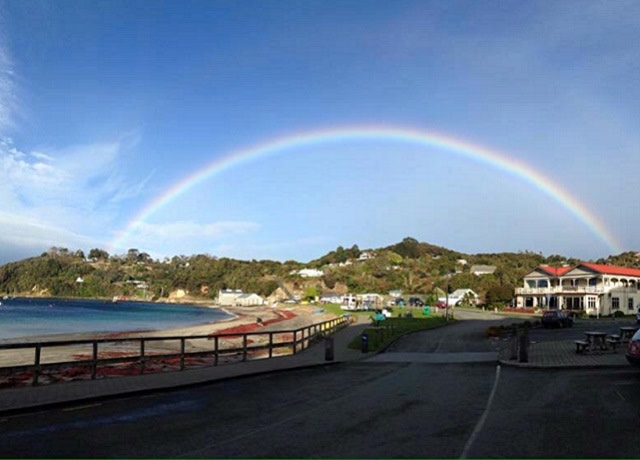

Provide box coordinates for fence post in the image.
[91,341,98,380]
[214,336,219,366]
[293,330,297,355]
[33,344,41,386]
[180,338,186,370]
[269,332,273,358]
[243,335,248,362]
[140,339,146,374]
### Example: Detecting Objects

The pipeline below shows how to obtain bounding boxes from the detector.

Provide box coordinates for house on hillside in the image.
[470,265,497,276]
[514,263,640,316]
[296,269,324,278]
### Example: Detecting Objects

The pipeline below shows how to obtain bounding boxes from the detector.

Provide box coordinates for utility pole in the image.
[445,284,450,322]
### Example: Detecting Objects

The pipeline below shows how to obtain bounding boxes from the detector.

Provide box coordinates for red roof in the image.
[537,265,573,277]
[536,263,640,278]
[578,262,640,278]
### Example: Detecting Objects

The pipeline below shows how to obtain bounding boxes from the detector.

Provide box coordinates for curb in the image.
[498,359,629,370]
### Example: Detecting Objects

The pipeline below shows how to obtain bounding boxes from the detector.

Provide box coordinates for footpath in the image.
[0,320,633,416]
[0,323,370,417]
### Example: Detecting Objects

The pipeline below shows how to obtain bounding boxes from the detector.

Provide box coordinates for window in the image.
[538,280,548,288]
[629,298,634,311]
[612,297,620,310]
[589,278,597,286]
[588,297,596,309]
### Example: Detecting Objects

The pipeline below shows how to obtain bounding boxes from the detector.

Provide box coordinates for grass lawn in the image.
[347,316,449,352]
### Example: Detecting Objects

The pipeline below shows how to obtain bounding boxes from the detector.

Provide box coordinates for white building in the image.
[470,265,497,276]
[235,293,265,307]
[218,289,244,306]
[295,269,325,278]
[514,263,640,316]
[438,289,478,307]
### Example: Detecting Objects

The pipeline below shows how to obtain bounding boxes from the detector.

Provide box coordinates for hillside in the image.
[0,240,636,307]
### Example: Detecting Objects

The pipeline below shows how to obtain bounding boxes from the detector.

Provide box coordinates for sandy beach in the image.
[0,304,341,384]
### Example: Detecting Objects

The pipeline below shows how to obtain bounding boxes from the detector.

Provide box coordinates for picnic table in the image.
[620,326,639,343]
[584,331,608,351]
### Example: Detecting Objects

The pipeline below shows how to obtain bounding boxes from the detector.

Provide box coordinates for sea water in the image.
[0,297,232,341]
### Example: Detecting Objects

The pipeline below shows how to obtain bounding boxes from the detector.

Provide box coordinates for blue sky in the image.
[0,1,639,264]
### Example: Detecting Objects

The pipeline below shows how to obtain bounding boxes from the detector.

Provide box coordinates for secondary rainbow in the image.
[109,126,622,253]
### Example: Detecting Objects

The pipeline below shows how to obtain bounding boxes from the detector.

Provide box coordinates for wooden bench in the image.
[574,340,590,354]
[607,335,622,353]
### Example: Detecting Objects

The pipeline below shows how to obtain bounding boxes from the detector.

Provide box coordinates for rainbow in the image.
[109,126,622,254]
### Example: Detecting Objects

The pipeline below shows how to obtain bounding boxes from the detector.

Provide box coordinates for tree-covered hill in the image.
[0,239,635,307]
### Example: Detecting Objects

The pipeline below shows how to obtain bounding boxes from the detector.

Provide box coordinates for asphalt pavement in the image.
[0,314,635,416]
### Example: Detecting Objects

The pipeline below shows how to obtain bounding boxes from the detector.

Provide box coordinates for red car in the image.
[436,301,447,309]
[626,329,640,366]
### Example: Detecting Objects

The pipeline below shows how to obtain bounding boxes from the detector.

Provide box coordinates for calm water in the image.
[0,297,232,341]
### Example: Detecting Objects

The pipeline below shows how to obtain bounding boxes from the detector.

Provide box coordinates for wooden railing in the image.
[0,315,350,386]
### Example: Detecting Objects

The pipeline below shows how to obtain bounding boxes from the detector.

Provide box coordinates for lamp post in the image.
[445,284,450,322]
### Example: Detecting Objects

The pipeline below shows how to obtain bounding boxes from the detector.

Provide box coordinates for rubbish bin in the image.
[325,337,334,361]
[361,333,369,353]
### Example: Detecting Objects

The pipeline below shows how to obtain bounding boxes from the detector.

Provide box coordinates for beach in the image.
[0,304,340,386]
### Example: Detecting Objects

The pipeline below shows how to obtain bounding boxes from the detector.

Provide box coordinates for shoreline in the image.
[0,304,337,345]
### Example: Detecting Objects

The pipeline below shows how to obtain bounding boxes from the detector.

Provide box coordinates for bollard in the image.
[361,333,369,353]
[325,337,335,361]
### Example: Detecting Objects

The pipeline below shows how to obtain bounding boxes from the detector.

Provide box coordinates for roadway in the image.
[2,311,640,458]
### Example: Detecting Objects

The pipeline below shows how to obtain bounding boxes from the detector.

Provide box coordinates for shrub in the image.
[613,310,625,318]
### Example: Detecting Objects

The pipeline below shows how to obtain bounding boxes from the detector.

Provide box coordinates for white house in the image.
[295,269,325,278]
[470,265,497,276]
[514,263,640,316]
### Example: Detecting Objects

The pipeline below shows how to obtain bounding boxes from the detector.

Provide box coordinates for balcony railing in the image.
[515,286,604,295]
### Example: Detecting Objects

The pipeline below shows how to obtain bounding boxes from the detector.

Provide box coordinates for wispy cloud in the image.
[0,134,148,262]
[0,19,16,132]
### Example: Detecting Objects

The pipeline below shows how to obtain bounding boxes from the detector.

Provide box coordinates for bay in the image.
[0,297,232,341]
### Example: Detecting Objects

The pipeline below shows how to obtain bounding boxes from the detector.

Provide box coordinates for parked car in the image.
[436,301,447,309]
[408,297,424,307]
[626,329,640,366]
[541,310,573,328]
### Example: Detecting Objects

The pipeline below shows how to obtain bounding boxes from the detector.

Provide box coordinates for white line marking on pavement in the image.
[460,364,501,459]
[616,390,626,401]
[62,403,102,412]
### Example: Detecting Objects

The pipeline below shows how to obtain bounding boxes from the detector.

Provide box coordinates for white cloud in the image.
[0,42,15,131]
[0,134,150,262]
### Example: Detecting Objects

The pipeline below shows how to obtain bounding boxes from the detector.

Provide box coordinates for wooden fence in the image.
[0,315,349,386]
